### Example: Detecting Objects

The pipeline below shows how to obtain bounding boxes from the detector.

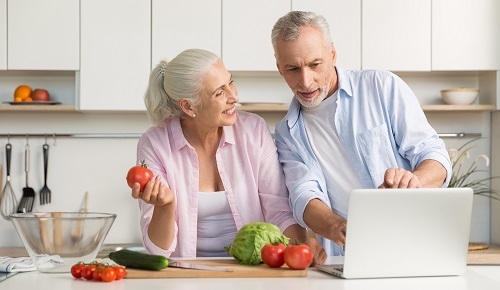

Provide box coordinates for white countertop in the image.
[2,257,500,290]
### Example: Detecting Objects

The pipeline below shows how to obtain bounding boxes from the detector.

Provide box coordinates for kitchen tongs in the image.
[17,143,35,213]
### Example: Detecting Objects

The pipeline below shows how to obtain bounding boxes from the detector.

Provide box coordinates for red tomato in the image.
[126,160,154,191]
[101,267,117,282]
[261,243,286,268]
[284,244,313,270]
[113,266,126,280]
[70,263,85,279]
[92,265,104,281]
[82,264,97,280]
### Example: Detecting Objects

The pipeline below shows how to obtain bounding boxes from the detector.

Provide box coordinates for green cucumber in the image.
[108,249,169,270]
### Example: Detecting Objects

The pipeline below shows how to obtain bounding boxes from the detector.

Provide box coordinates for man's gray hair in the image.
[271,11,332,57]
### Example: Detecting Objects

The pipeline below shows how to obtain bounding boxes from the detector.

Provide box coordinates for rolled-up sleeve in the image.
[274,131,330,228]
[388,73,452,187]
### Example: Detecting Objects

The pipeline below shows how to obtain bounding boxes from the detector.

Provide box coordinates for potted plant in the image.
[447,138,499,200]
[447,138,499,251]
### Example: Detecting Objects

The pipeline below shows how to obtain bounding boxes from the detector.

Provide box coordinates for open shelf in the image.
[421,104,496,111]
[237,103,289,112]
[0,104,76,112]
[0,104,495,113]
[238,104,497,113]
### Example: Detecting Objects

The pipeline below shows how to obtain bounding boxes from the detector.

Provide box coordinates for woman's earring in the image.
[192,114,196,118]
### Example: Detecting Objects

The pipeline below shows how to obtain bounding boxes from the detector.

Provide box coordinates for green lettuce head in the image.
[224,222,290,265]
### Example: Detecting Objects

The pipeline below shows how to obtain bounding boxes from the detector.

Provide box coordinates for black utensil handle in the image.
[25,145,30,186]
[6,143,11,176]
[43,144,49,183]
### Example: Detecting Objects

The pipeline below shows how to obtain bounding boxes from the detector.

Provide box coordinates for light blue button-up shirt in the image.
[274,67,452,255]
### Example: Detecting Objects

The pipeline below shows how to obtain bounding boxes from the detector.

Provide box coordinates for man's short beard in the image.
[297,88,328,108]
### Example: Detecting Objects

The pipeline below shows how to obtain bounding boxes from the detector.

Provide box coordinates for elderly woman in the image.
[130,48,325,264]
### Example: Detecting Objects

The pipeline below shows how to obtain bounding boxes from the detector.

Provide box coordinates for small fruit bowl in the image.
[440,88,479,105]
[10,212,116,273]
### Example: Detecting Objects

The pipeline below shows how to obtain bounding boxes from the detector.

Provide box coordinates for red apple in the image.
[32,89,50,101]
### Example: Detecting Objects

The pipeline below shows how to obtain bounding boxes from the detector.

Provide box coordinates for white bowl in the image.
[441,88,479,105]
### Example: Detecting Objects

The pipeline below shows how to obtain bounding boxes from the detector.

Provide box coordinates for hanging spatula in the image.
[17,144,35,213]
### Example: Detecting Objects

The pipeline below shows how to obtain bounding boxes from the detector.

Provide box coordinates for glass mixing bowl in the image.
[10,212,116,273]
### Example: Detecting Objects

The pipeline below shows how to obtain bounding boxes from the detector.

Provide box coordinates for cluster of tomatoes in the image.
[70,261,126,282]
[261,243,313,270]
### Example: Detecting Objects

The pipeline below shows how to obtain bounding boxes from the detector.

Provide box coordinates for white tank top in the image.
[302,91,363,219]
[197,191,238,257]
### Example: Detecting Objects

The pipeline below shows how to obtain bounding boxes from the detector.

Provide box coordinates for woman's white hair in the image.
[271,11,332,58]
[144,48,220,126]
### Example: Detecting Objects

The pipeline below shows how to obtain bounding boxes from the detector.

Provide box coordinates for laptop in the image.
[315,187,473,279]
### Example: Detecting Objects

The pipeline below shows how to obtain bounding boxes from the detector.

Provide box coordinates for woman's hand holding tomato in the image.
[130,175,175,207]
[126,160,154,191]
[127,161,175,207]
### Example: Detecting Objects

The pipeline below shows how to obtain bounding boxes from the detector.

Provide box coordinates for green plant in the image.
[447,138,499,200]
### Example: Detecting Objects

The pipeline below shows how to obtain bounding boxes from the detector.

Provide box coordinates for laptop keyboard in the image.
[334,267,344,272]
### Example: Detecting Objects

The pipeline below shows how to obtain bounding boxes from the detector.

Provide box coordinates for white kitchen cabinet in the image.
[362,0,431,71]
[7,0,79,70]
[292,0,361,70]
[79,0,151,111]
[432,0,500,71]
[0,0,6,70]
[152,0,221,66]
[222,0,290,71]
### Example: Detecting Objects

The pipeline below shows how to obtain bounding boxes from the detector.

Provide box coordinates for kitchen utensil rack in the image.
[0,132,483,139]
[0,133,142,140]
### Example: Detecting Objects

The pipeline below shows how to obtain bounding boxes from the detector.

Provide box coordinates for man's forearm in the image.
[283,224,308,244]
[413,159,447,187]
[303,199,346,245]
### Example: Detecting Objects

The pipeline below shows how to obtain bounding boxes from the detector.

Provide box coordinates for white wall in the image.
[0,112,150,246]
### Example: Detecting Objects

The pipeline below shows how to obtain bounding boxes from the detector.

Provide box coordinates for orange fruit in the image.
[24,97,33,102]
[14,85,33,101]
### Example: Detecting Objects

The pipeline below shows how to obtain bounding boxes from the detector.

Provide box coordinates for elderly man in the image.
[271,11,451,255]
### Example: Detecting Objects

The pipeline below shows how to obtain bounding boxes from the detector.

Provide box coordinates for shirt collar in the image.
[171,116,188,151]
[335,66,353,98]
[170,116,236,151]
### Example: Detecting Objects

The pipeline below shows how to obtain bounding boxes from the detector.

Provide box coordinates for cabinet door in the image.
[7,0,79,70]
[152,0,221,66]
[292,0,361,70]
[0,0,5,70]
[222,0,290,71]
[79,0,151,111]
[362,0,431,71]
[432,0,500,71]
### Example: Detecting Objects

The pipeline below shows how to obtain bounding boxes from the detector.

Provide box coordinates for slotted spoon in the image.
[40,143,51,205]
[17,144,35,213]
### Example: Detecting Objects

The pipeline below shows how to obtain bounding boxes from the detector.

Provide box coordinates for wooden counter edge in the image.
[2,245,500,265]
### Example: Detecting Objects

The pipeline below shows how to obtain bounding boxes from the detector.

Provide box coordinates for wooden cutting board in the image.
[468,244,500,265]
[125,259,307,278]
